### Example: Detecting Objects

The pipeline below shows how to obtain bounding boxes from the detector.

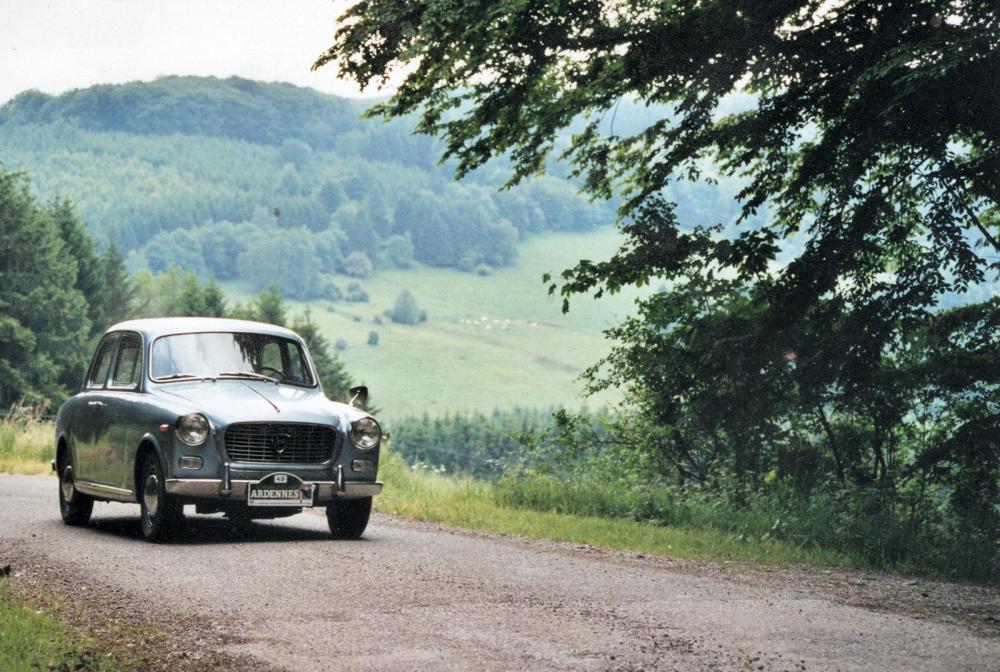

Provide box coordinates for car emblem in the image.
[271,432,292,454]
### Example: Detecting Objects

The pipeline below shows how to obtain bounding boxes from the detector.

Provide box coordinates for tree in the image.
[318,2,998,310]
[387,289,422,325]
[100,243,134,325]
[236,230,320,298]
[317,2,1000,541]
[254,283,287,326]
[344,250,374,278]
[291,308,353,401]
[51,199,107,337]
[0,167,90,407]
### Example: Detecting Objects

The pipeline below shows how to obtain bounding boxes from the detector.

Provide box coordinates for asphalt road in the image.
[2,474,998,671]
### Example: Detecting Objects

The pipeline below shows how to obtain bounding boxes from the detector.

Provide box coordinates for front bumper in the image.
[165,478,382,501]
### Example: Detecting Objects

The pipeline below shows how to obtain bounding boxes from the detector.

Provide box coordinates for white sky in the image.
[0,0,385,105]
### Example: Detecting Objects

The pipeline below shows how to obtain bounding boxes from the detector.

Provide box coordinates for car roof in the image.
[105,317,301,341]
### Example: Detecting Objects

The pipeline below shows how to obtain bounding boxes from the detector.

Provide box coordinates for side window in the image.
[111,334,142,388]
[87,335,118,389]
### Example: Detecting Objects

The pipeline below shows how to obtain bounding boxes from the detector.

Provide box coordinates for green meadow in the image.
[230,228,643,420]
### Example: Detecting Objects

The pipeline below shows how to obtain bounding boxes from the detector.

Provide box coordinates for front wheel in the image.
[59,461,93,526]
[326,497,372,539]
[138,452,183,543]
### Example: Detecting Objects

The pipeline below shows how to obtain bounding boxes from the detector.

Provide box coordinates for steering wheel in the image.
[258,366,283,379]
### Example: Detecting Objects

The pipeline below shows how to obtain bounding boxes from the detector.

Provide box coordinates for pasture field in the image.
[229,229,643,420]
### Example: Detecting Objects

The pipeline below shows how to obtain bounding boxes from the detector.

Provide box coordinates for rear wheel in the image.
[138,452,183,543]
[58,457,93,526]
[326,497,372,539]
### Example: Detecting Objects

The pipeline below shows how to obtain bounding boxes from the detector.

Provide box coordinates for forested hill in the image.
[0,76,629,298]
[0,76,365,148]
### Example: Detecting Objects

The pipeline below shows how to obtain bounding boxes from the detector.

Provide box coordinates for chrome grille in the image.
[224,423,335,464]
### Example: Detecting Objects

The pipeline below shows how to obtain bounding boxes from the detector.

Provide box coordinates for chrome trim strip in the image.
[76,480,135,500]
[165,479,382,500]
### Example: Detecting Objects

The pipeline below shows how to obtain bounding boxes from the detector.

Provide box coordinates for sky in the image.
[0,0,386,105]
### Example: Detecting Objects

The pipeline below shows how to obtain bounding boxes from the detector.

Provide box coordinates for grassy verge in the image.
[0,578,126,672]
[375,449,856,568]
[0,419,52,475]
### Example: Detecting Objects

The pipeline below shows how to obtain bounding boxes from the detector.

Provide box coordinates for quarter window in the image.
[112,334,142,388]
[87,335,118,389]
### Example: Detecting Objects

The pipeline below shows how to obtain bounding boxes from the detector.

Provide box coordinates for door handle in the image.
[87,400,106,407]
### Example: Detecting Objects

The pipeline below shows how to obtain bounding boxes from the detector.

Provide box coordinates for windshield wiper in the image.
[157,373,202,381]
[216,371,280,383]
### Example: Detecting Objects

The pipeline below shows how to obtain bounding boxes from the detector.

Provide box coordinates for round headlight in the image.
[176,413,210,446]
[351,417,381,450]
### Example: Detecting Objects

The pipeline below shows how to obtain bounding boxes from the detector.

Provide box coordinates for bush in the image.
[344,250,374,278]
[334,338,347,351]
[368,331,380,346]
[345,282,369,302]
[387,289,422,325]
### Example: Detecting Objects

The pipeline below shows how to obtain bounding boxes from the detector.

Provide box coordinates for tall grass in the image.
[493,471,1000,582]
[0,418,53,475]
[376,449,854,566]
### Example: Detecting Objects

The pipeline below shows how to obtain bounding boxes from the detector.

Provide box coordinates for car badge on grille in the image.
[271,432,292,454]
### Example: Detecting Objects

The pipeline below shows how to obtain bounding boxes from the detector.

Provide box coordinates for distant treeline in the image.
[389,408,564,479]
[0,76,617,298]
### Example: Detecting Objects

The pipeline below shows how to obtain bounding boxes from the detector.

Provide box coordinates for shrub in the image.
[344,250,374,278]
[387,289,421,325]
[345,282,369,302]
[368,331,380,346]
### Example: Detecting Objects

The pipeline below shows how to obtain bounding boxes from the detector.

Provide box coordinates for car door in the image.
[97,331,143,489]
[73,333,118,482]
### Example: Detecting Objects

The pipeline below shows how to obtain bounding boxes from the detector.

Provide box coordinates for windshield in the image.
[151,332,315,386]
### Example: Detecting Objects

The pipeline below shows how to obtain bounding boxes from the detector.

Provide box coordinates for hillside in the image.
[0,77,765,299]
[224,228,641,420]
[0,76,620,300]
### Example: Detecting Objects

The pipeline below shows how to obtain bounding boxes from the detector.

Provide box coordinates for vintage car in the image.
[54,317,382,542]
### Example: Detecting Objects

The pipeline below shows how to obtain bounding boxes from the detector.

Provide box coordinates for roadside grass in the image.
[375,449,856,568]
[0,578,125,672]
[0,419,52,475]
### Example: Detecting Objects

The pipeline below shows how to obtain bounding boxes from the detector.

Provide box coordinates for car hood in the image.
[157,380,362,428]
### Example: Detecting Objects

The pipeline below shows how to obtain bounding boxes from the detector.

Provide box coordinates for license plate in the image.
[247,472,314,507]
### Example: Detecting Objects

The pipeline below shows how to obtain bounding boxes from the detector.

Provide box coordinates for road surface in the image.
[1,474,998,671]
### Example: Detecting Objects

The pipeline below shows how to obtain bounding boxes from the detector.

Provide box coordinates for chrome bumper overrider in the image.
[165,479,382,500]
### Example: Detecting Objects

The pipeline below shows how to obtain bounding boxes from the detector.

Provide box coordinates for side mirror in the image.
[349,385,369,408]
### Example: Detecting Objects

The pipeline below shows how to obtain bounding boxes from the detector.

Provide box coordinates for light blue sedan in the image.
[55,317,382,542]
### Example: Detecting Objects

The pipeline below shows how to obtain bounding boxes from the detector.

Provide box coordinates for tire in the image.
[58,458,93,526]
[138,452,183,543]
[326,497,372,539]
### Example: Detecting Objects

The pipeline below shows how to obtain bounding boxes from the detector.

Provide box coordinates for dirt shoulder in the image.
[372,513,1000,639]
[2,539,277,672]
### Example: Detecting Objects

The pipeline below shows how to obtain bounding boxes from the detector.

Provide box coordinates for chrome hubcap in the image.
[61,466,75,502]
[143,474,160,519]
